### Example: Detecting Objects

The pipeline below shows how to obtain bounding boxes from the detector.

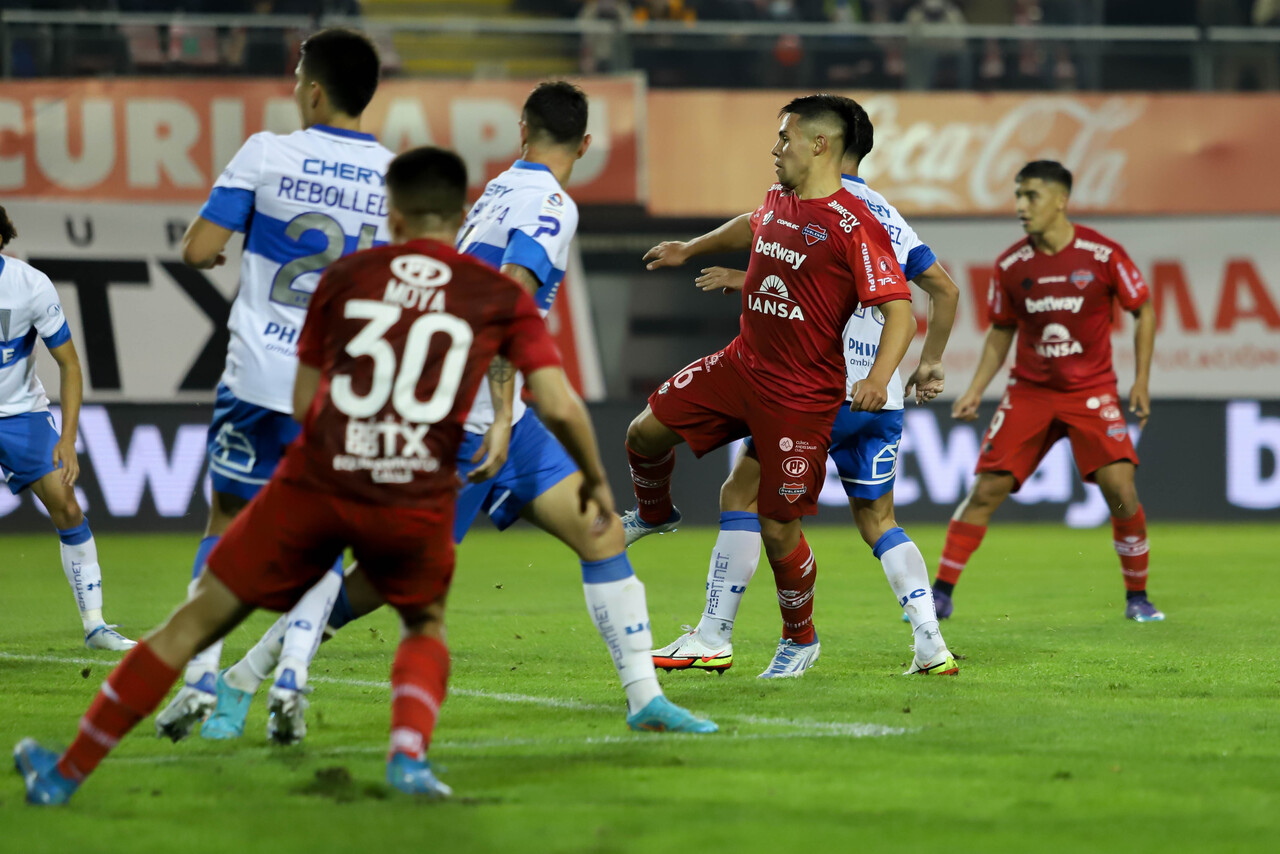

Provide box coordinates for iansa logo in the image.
[748,275,806,321]
[1035,323,1083,358]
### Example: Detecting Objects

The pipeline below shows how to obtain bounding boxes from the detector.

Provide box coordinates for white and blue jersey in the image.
[197,124,394,499]
[0,255,72,492]
[452,159,580,539]
[456,159,579,435]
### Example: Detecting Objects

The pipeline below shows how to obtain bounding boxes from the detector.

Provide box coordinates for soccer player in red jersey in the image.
[13,147,645,805]
[623,95,917,674]
[932,160,1162,622]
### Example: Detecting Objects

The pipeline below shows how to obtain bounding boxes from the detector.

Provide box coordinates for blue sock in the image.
[580,552,636,584]
[56,519,92,546]
[192,535,219,580]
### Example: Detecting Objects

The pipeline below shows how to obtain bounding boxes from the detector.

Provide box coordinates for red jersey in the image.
[280,238,562,507]
[990,224,1149,392]
[734,183,911,412]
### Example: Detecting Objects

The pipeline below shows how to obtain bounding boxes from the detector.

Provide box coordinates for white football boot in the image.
[266,657,310,745]
[155,673,217,741]
[757,636,821,678]
[652,627,733,673]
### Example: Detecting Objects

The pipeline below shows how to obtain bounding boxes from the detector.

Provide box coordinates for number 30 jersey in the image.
[283,238,562,507]
[198,125,395,414]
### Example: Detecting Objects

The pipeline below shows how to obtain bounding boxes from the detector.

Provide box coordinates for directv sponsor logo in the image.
[1074,238,1114,263]
[1000,245,1036,270]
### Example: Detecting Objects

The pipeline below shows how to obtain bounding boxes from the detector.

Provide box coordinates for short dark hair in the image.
[0,206,15,249]
[778,93,858,157]
[299,28,380,117]
[523,81,589,147]
[386,147,469,221]
[1016,160,1073,193]
[845,97,873,161]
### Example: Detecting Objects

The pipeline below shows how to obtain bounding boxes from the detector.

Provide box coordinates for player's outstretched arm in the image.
[852,298,916,412]
[47,339,83,487]
[694,267,747,294]
[643,212,754,271]
[1129,301,1155,429]
[952,325,1016,421]
[181,217,234,270]
[524,366,615,528]
[904,261,960,405]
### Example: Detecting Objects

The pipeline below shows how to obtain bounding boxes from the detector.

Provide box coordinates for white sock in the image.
[223,613,289,694]
[582,555,662,715]
[694,512,761,647]
[58,529,104,632]
[875,528,946,664]
[276,567,344,685]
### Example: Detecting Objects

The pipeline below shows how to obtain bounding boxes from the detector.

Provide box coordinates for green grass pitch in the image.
[2,523,1277,853]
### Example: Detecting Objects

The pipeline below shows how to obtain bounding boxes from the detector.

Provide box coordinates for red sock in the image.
[58,641,180,782]
[389,635,450,762]
[770,535,817,645]
[937,519,986,586]
[1112,506,1150,592]
[626,444,675,525]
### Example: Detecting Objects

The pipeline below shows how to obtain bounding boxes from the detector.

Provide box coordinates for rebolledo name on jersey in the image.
[277,159,388,217]
[1025,295,1084,314]
[754,236,807,270]
[748,276,806,321]
[1035,323,1083,358]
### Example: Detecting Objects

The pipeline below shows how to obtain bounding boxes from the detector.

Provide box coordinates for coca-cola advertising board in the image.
[646,91,1280,217]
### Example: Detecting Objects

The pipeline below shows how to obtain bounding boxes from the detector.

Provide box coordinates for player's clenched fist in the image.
[951,390,981,421]
[644,241,690,270]
[851,378,889,412]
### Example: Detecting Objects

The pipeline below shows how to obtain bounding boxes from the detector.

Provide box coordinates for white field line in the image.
[0,651,909,738]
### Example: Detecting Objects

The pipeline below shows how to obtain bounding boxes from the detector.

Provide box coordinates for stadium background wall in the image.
[1,400,1276,533]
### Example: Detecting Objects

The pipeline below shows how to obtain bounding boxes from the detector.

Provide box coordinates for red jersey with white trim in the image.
[281,238,562,507]
[735,183,911,412]
[990,224,1149,392]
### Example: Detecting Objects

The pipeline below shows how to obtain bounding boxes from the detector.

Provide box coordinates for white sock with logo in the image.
[874,528,946,664]
[223,613,289,694]
[274,565,345,689]
[582,554,662,715]
[57,523,104,632]
[693,512,761,648]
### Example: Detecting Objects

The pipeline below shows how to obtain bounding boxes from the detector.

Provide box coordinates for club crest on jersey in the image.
[802,223,827,245]
[778,483,807,503]
[748,275,806,321]
[1071,269,1095,289]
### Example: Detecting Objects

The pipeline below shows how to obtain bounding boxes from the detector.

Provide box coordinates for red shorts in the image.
[648,348,834,521]
[976,380,1138,490]
[207,477,455,614]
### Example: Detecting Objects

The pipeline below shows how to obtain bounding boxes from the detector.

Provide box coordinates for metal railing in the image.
[2,10,1277,90]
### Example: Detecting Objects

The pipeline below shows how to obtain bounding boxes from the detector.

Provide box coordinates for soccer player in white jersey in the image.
[200,82,715,742]
[152,29,394,741]
[639,96,962,678]
[0,208,134,651]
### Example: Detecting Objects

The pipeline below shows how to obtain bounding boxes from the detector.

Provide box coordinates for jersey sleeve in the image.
[499,288,563,376]
[748,204,766,232]
[501,194,578,288]
[846,223,911,308]
[1108,244,1149,311]
[29,272,71,348]
[297,266,336,370]
[878,199,937,281]
[987,268,1017,326]
[198,133,267,233]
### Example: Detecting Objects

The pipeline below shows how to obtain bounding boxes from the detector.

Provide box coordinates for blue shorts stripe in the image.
[0,411,61,494]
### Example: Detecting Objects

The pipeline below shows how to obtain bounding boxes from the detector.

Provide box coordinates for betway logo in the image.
[754,236,808,270]
[1025,295,1084,314]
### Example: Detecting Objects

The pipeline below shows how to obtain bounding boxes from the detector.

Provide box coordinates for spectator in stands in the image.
[904,0,969,88]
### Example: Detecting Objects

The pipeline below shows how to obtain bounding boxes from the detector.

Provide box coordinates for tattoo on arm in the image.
[488,356,515,383]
